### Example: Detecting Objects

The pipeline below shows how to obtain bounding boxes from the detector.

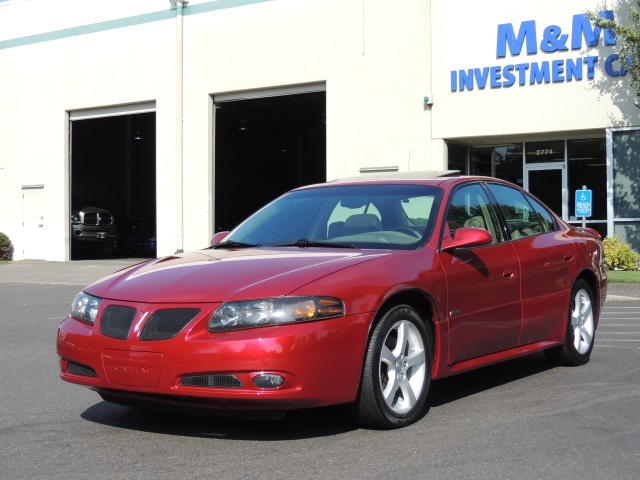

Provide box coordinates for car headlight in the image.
[208,296,344,332]
[70,292,102,325]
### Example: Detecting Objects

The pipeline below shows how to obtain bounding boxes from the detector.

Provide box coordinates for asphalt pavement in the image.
[1,259,638,479]
[0,259,638,301]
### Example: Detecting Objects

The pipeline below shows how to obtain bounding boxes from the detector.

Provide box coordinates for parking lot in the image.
[0,262,638,479]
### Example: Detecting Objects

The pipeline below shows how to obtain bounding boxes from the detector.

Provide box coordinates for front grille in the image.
[180,374,244,389]
[67,361,98,377]
[139,308,200,341]
[83,212,114,226]
[100,305,137,340]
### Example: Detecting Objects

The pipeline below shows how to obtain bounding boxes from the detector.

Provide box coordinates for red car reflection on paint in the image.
[57,173,607,429]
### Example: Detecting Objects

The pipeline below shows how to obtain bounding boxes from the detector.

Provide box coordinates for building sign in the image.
[451,11,626,92]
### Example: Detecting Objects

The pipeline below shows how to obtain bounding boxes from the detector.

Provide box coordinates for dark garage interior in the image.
[214,91,327,232]
[69,92,326,259]
[70,112,156,260]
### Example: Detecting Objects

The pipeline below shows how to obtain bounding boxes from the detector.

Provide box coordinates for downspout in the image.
[172,0,187,253]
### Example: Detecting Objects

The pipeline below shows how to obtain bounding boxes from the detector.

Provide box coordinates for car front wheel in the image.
[545,279,596,366]
[352,304,432,429]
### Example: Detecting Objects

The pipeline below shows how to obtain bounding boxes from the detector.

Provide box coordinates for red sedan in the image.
[57,174,607,429]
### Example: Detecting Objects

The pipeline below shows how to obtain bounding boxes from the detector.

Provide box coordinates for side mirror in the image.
[210,231,229,246]
[442,227,492,251]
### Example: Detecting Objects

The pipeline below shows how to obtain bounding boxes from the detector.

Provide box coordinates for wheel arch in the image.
[370,288,438,359]
[574,268,601,321]
[348,289,438,427]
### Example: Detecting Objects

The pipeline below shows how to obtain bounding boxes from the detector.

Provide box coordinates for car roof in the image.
[329,170,461,184]
[292,172,519,193]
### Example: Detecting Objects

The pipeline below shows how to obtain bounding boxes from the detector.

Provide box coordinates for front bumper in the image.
[57,299,371,411]
[71,224,117,242]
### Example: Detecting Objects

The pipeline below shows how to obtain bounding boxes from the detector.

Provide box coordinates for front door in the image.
[525,164,567,220]
[440,183,522,365]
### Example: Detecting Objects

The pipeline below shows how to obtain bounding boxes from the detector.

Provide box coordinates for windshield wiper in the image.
[211,240,260,249]
[270,239,357,249]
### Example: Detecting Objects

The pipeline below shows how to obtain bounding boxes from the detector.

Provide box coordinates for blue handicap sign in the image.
[575,189,592,217]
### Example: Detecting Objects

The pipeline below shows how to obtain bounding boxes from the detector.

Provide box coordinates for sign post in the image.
[575,185,592,228]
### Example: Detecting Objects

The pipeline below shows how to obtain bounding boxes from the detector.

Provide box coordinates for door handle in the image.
[564,252,575,262]
[503,267,517,279]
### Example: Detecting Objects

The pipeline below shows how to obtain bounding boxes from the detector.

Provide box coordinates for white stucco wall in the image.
[0,0,436,260]
[0,0,177,260]
[1,0,636,261]
[181,0,434,251]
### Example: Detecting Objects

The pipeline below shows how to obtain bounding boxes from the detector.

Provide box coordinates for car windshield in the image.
[222,184,442,250]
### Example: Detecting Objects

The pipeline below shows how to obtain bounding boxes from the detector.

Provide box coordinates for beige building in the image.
[0,0,637,261]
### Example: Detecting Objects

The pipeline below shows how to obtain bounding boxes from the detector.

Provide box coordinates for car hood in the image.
[85,248,395,303]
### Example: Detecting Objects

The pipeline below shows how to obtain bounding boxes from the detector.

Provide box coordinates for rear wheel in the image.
[351,304,432,429]
[545,279,596,366]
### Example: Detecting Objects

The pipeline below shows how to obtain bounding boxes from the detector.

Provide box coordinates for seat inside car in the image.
[342,213,383,235]
[463,215,486,229]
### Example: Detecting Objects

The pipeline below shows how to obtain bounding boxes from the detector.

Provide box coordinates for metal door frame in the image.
[523,162,568,220]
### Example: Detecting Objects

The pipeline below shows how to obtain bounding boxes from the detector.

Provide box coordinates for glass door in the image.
[525,164,567,220]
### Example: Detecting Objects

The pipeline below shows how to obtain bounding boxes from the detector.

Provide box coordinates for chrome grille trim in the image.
[82,212,114,226]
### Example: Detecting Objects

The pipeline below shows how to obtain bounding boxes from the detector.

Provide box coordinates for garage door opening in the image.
[214,91,326,232]
[70,112,156,260]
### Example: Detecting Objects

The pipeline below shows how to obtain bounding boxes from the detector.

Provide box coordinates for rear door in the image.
[486,183,575,345]
[439,183,522,365]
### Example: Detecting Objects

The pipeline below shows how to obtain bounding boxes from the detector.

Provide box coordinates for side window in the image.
[526,194,557,233]
[445,184,501,243]
[487,184,544,240]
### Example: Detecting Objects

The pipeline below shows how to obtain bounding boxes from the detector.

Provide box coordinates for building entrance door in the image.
[21,185,46,260]
[524,164,567,220]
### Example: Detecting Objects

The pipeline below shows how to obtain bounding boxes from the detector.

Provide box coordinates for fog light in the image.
[253,373,285,389]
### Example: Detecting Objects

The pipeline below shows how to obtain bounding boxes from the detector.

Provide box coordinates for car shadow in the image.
[81,402,356,440]
[428,351,555,407]
[80,352,555,439]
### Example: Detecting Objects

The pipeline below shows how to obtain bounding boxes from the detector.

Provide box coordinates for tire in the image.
[351,304,432,429]
[544,279,596,366]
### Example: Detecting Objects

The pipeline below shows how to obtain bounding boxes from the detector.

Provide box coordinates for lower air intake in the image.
[67,361,98,378]
[180,374,244,389]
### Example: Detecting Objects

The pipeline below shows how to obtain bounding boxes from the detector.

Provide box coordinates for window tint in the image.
[226,184,442,250]
[487,184,544,240]
[400,196,435,226]
[526,194,557,232]
[327,201,381,226]
[445,184,501,243]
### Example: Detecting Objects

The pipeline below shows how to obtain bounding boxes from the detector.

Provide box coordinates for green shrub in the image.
[0,232,13,261]
[603,236,639,271]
